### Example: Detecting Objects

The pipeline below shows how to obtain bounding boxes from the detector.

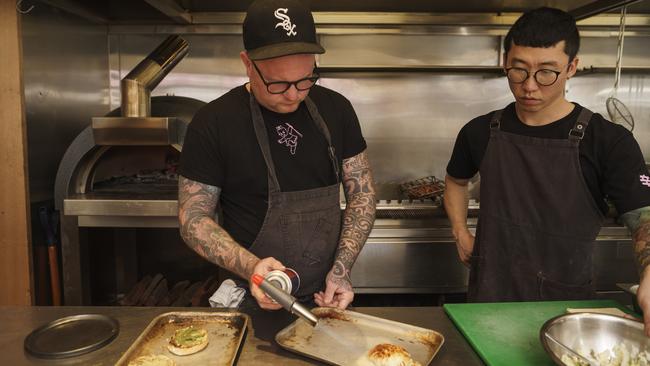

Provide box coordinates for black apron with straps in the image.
[243,92,342,300]
[468,107,605,302]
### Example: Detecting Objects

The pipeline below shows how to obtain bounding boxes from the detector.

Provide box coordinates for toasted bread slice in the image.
[368,343,422,366]
[167,326,209,356]
[128,354,175,366]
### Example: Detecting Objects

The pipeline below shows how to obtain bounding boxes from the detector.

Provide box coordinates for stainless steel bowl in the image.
[540,313,650,365]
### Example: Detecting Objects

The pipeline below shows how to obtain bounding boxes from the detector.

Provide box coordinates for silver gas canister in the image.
[264,268,300,296]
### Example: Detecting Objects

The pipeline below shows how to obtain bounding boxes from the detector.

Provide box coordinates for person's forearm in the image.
[333,155,377,278]
[621,207,650,275]
[444,174,470,238]
[178,177,258,280]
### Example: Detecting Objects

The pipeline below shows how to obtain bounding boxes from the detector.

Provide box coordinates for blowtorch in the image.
[251,273,319,326]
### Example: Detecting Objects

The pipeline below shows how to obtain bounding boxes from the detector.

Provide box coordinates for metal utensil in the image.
[606,5,635,131]
[252,274,318,326]
[544,332,598,366]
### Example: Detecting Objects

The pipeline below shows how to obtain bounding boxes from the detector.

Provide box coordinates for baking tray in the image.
[115,311,248,366]
[276,307,444,365]
[24,314,119,359]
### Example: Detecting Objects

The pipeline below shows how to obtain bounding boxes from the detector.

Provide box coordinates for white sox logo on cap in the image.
[274,8,297,36]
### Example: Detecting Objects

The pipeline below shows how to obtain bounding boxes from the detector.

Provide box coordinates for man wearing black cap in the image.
[177,0,376,311]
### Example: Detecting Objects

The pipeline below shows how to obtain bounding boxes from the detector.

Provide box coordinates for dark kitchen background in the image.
[19,0,650,307]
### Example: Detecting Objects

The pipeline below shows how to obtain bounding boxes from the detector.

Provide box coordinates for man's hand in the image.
[314,266,354,309]
[249,257,285,310]
[638,268,650,336]
[455,229,475,267]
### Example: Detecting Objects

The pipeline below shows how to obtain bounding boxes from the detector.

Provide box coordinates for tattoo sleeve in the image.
[332,151,377,284]
[178,175,258,280]
[621,206,650,275]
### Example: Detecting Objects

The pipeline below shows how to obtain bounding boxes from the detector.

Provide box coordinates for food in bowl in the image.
[561,342,650,366]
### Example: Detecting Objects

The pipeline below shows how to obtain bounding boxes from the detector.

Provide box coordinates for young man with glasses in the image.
[445,7,650,332]
[177,0,376,311]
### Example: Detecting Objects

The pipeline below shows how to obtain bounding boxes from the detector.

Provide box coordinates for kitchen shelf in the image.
[575,66,650,75]
[316,65,504,73]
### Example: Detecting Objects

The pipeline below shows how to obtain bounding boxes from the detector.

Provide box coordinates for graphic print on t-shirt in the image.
[641,174,650,188]
[276,122,303,155]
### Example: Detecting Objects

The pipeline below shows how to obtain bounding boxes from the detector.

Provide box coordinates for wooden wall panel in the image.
[0,1,34,305]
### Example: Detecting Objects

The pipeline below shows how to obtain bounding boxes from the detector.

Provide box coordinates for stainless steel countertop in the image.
[0,306,483,365]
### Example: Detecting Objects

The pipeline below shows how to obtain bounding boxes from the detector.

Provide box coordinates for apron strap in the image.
[249,92,282,193]
[568,107,593,142]
[304,96,340,183]
[490,109,504,130]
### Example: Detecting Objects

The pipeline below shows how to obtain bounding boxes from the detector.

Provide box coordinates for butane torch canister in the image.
[264,268,300,296]
[251,273,318,327]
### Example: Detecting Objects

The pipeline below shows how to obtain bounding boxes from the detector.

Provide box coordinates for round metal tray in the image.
[24,314,119,359]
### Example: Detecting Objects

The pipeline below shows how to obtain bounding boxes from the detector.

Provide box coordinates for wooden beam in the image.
[0,0,33,305]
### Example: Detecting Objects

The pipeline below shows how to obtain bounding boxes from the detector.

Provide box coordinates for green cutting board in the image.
[444,300,632,366]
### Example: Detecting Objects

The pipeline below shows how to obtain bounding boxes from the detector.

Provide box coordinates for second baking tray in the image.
[116,311,248,366]
[276,307,444,365]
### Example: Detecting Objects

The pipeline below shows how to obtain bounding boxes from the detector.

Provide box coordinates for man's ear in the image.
[567,56,579,79]
[240,51,252,77]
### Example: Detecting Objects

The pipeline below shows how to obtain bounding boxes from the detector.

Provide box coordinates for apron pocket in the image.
[280,208,340,267]
[303,216,338,265]
[537,272,594,301]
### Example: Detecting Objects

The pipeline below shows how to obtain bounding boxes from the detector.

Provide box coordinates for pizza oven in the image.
[54,35,206,304]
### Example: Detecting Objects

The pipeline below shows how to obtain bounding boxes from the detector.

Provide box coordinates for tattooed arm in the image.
[314,151,376,309]
[178,175,284,309]
[620,206,650,335]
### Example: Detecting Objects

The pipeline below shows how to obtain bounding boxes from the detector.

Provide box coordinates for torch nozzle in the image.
[252,273,318,327]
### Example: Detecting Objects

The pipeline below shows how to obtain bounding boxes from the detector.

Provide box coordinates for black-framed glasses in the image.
[252,61,320,94]
[505,66,566,86]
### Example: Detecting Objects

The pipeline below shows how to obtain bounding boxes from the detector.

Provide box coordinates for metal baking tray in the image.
[115,311,248,366]
[24,314,119,359]
[276,307,444,365]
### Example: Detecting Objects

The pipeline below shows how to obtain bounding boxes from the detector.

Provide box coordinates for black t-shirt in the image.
[447,102,650,216]
[179,84,367,247]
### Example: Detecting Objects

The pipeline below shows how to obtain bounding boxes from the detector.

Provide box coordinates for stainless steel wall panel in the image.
[110,34,247,107]
[319,34,500,66]
[22,4,109,202]
[569,74,650,158]
[580,37,650,67]
[319,73,512,193]
[108,33,650,196]
[351,239,470,294]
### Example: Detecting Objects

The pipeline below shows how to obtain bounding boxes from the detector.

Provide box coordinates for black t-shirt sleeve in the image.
[447,123,480,179]
[601,132,650,214]
[340,97,367,159]
[178,109,224,187]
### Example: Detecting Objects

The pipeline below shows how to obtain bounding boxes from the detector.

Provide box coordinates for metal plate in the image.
[24,314,119,359]
[115,311,248,366]
[276,307,444,365]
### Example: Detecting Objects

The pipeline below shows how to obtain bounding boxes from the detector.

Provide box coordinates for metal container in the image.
[115,311,248,366]
[265,268,300,296]
[540,312,650,366]
[276,307,444,365]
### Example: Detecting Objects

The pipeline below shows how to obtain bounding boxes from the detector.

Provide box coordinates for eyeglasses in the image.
[505,66,566,86]
[252,61,320,94]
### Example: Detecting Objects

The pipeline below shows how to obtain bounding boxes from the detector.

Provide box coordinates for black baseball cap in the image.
[243,0,325,60]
